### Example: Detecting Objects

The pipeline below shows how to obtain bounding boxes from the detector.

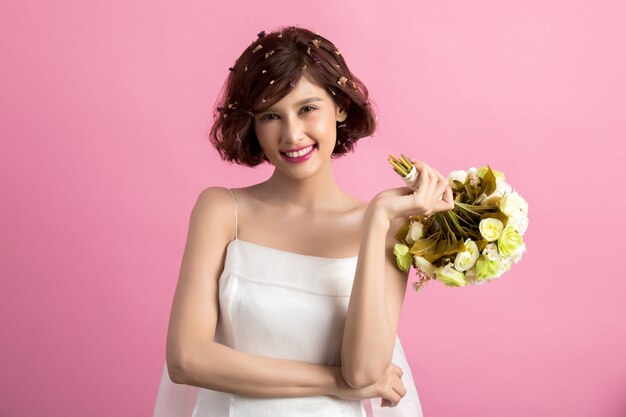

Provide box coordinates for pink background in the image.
[1,0,625,416]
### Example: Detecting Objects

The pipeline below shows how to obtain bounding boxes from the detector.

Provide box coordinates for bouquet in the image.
[388,154,528,292]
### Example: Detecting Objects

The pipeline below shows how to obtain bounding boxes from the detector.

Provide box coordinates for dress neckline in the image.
[229,238,359,261]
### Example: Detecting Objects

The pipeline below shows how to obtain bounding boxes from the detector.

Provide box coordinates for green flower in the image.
[393,243,413,272]
[475,255,501,281]
[479,218,504,242]
[497,225,523,256]
[434,263,467,287]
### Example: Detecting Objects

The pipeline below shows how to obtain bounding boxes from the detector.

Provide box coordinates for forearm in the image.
[175,341,345,398]
[341,206,394,388]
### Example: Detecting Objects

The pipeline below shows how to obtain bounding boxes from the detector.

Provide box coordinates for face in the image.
[253,77,348,174]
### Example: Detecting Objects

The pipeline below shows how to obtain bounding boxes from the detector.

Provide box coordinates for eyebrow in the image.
[261,97,323,113]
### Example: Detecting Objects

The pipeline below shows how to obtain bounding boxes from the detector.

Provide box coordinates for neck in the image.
[260,161,343,212]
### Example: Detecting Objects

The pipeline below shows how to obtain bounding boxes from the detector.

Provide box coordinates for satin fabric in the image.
[152,190,423,416]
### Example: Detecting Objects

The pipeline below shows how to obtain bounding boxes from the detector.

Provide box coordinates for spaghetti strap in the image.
[226,188,238,240]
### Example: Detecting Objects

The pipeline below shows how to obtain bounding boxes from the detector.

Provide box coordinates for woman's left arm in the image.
[340,205,408,389]
[341,160,455,389]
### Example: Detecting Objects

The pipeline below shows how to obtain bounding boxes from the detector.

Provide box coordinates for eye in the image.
[259,106,317,121]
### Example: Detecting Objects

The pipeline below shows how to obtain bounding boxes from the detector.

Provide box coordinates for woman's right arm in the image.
[165,187,345,398]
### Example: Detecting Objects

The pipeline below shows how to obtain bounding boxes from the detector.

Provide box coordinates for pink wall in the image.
[1,1,624,416]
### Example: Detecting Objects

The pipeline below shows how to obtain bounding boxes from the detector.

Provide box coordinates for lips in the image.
[280,144,317,154]
[280,144,317,162]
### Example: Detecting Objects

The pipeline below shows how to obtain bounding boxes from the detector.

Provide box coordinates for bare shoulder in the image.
[191,186,237,241]
[166,186,236,378]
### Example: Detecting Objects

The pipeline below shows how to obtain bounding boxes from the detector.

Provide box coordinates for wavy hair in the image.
[208,25,378,167]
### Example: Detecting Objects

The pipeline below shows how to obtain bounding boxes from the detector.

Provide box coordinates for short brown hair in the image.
[208,25,378,167]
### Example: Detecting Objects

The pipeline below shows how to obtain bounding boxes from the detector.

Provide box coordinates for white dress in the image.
[152,189,423,417]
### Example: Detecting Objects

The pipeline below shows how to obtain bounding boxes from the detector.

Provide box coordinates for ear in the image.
[336,105,348,123]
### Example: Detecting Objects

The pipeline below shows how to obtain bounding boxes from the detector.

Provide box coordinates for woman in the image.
[153,25,454,417]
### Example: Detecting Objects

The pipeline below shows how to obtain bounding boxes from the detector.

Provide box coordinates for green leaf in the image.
[395,221,410,242]
[482,165,497,197]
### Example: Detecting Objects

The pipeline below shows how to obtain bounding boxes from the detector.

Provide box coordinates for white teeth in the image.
[284,145,313,158]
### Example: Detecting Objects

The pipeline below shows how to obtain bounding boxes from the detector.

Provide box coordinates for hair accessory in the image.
[338,123,347,128]
[235,133,242,143]
[328,87,336,96]
[306,46,312,55]
[312,56,321,65]
[257,30,266,38]
[246,110,255,117]
[252,44,263,54]
[288,80,295,88]
[264,50,274,59]
[261,98,267,103]
[302,64,307,71]
[349,80,357,90]
[337,76,348,87]
[278,32,283,38]
[269,79,275,84]
[334,50,341,56]
[261,69,267,74]
[345,135,353,142]
[312,39,321,48]
[244,65,248,72]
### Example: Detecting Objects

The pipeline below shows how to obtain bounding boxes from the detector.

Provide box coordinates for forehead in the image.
[264,78,331,111]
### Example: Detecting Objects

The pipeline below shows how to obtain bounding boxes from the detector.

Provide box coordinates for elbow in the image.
[166,351,190,384]
[341,366,377,390]
[167,358,188,384]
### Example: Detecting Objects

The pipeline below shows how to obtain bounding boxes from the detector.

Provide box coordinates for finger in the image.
[432,176,449,205]
[412,161,429,200]
[384,391,401,407]
[393,380,407,398]
[393,364,404,377]
[423,165,438,209]
[434,183,455,211]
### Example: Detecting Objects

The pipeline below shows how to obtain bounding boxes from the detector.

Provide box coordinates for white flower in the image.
[482,243,500,261]
[499,191,528,217]
[479,218,504,241]
[447,170,468,189]
[509,242,527,264]
[493,179,513,198]
[507,213,529,236]
[405,221,425,244]
[414,256,436,278]
[454,239,479,271]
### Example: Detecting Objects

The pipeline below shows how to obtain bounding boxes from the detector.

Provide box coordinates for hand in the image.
[334,363,407,408]
[371,159,455,222]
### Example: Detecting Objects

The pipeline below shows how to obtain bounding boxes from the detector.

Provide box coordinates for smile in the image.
[280,144,317,162]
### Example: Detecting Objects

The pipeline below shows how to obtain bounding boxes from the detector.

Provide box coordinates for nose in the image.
[280,114,306,146]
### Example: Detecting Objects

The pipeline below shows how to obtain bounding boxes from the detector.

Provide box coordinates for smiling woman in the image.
[253,77,348,171]
[207,26,377,168]
[153,25,426,417]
